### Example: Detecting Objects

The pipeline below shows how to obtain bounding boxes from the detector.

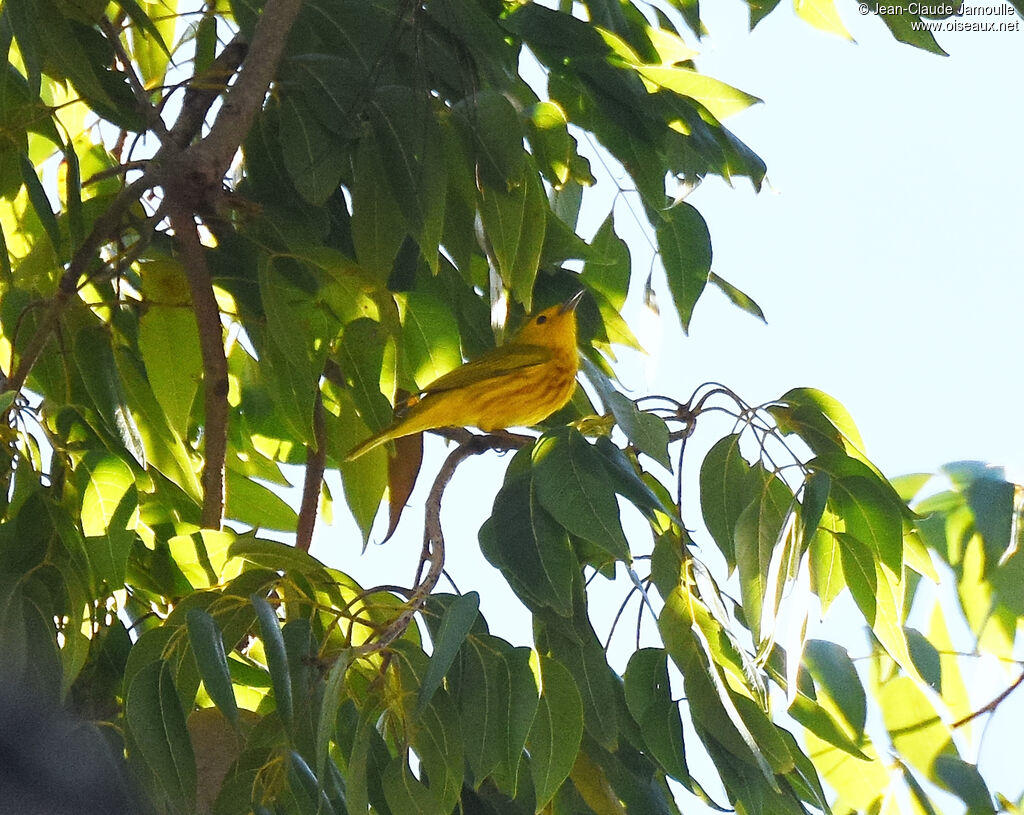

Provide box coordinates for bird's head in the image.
[512,290,585,351]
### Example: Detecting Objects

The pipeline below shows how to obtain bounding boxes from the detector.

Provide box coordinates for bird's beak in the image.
[559,290,585,314]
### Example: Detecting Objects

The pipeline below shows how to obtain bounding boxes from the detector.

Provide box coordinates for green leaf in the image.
[964,476,1014,577]
[478,163,547,312]
[168,529,234,589]
[658,202,711,333]
[392,641,465,812]
[708,272,766,323]
[794,0,853,39]
[875,6,947,55]
[224,466,299,532]
[279,92,347,206]
[77,452,138,588]
[381,759,447,815]
[186,608,239,728]
[326,389,387,544]
[878,676,953,777]
[606,391,671,468]
[528,654,584,810]
[33,0,116,106]
[592,436,681,526]
[401,291,462,389]
[803,640,866,739]
[74,325,146,463]
[19,153,62,255]
[532,428,631,562]
[251,593,294,730]
[368,86,446,267]
[350,136,407,282]
[417,591,479,714]
[699,433,754,568]
[316,649,352,780]
[536,620,618,749]
[452,90,526,190]
[932,756,996,814]
[635,64,762,120]
[583,212,631,310]
[623,649,690,782]
[126,660,197,812]
[138,261,202,437]
[830,475,903,574]
[480,463,577,616]
[734,468,794,642]
[659,587,779,787]
[338,317,394,434]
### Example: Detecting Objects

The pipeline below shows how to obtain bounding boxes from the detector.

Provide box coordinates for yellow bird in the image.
[346,291,584,460]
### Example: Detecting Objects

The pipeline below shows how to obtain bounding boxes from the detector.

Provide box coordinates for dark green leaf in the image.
[606,391,671,468]
[657,201,711,333]
[279,92,346,206]
[528,655,584,810]
[186,609,239,728]
[126,660,197,812]
[623,649,690,782]
[480,464,577,616]
[583,212,631,310]
[532,428,630,562]
[251,593,294,730]
[338,317,394,434]
[933,756,995,814]
[478,163,547,311]
[699,433,754,568]
[417,591,479,714]
[316,649,352,779]
[381,759,447,815]
[803,640,866,739]
[350,137,408,282]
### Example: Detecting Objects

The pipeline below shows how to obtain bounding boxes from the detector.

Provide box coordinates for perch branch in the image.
[354,434,521,657]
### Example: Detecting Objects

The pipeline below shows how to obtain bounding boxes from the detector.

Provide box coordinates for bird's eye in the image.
[536,315,548,325]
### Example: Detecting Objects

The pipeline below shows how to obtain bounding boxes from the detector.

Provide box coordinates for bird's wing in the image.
[420,344,551,394]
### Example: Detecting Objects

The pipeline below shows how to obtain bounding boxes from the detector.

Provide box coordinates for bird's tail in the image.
[345,429,392,461]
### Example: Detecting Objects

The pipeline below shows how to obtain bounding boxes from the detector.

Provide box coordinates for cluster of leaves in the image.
[2,0,1024,812]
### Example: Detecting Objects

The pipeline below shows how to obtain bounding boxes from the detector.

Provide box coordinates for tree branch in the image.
[951,670,1024,729]
[168,207,228,529]
[167,33,249,150]
[354,435,507,657]
[296,387,326,552]
[182,0,304,187]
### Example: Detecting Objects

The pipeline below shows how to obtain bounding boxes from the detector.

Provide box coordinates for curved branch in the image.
[168,207,228,529]
[354,434,513,657]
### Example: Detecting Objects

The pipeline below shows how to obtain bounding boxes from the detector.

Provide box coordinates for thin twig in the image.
[296,387,327,552]
[168,206,228,529]
[951,671,1024,729]
[99,17,169,141]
